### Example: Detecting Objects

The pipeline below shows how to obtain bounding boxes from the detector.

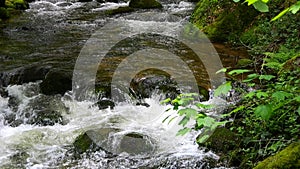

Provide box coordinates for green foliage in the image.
[222,55,300,167]
[161,92,228,142]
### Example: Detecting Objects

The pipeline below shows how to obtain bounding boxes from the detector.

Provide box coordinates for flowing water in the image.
[0,0,245,168]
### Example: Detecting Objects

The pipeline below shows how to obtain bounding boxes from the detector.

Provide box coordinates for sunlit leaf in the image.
[254,104,273,120]
[216,68,227,74]
[272,7,289,21]
[228,69,252,76]
[160,98,171,104]
[178,108,198,119]
[176,127,191,136]
[214,81,232,97]
[290,1,300,14]
[195,103,214,109]
[253,0,269,12]
[246,0,259,6]
[178,116,189,127]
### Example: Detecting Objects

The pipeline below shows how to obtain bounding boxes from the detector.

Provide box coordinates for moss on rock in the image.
[190,0,258,42]
[0,0,29,20]
[129,0,162,9]
[254,142,300,169]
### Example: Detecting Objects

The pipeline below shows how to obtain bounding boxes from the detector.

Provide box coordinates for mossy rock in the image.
[105,6,134,15]
[5,0,29,10]
[190,0,258,42]
[254,142,300,169]
[129,0,162,9]
[198,127,240,154]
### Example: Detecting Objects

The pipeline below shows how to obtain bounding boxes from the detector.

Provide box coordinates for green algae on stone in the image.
[254,142,300,169]
[190,0,258,42]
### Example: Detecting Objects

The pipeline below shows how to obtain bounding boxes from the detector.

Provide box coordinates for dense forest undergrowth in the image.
[188,0,300,168]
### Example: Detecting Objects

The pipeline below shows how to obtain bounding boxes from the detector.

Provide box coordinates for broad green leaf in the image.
[297,106,300,115]
[259,75,275,81]
[197,116,216,127]
[214,81,232,97]
[290,1,300,14]
[176,127,191,136]
[178,108,198,119]
[271,91,293,101]
[254,104,273,120]
[216,68,227,74]
[246,0,259,5]
[271,8,290,21]
[160,98,171,104]
[228,69,252,76]
[178,97,194,106]
[261,0,269,3]
[243,73,259,82]
[233,0,240,2]
[253,0,269,12]
[182,93,198,97]
[256,91,268,99]
[178,116,189,127]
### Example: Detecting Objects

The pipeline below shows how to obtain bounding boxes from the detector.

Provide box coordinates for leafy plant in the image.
[161,91,228,143]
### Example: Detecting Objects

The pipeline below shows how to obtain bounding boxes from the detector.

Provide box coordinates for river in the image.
[0,0,244,168]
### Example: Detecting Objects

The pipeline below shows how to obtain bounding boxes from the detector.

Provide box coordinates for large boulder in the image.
[130,69,180,100]
[254,142,300,169]
[40,69,72,96]
[73,128,156,155]
[129,0,162,9]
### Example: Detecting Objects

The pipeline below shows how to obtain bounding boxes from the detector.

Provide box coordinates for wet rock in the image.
[105,6,134,15]
[96,99,115,110]
[40,69,72,96]
[119,132,155,155]
[129,0,162,9]
[254,142,300,169]
[130,70,180,100]
[73,128,120,154]
[73,128,156,155]
[0,65,51,87]
[0,87,8,98]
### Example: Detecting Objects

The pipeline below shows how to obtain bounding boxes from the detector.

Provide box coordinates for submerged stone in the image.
[96,99,115,110]
[129,0,162,9]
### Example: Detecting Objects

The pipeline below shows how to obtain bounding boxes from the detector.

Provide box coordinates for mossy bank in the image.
[0,0,29,21]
